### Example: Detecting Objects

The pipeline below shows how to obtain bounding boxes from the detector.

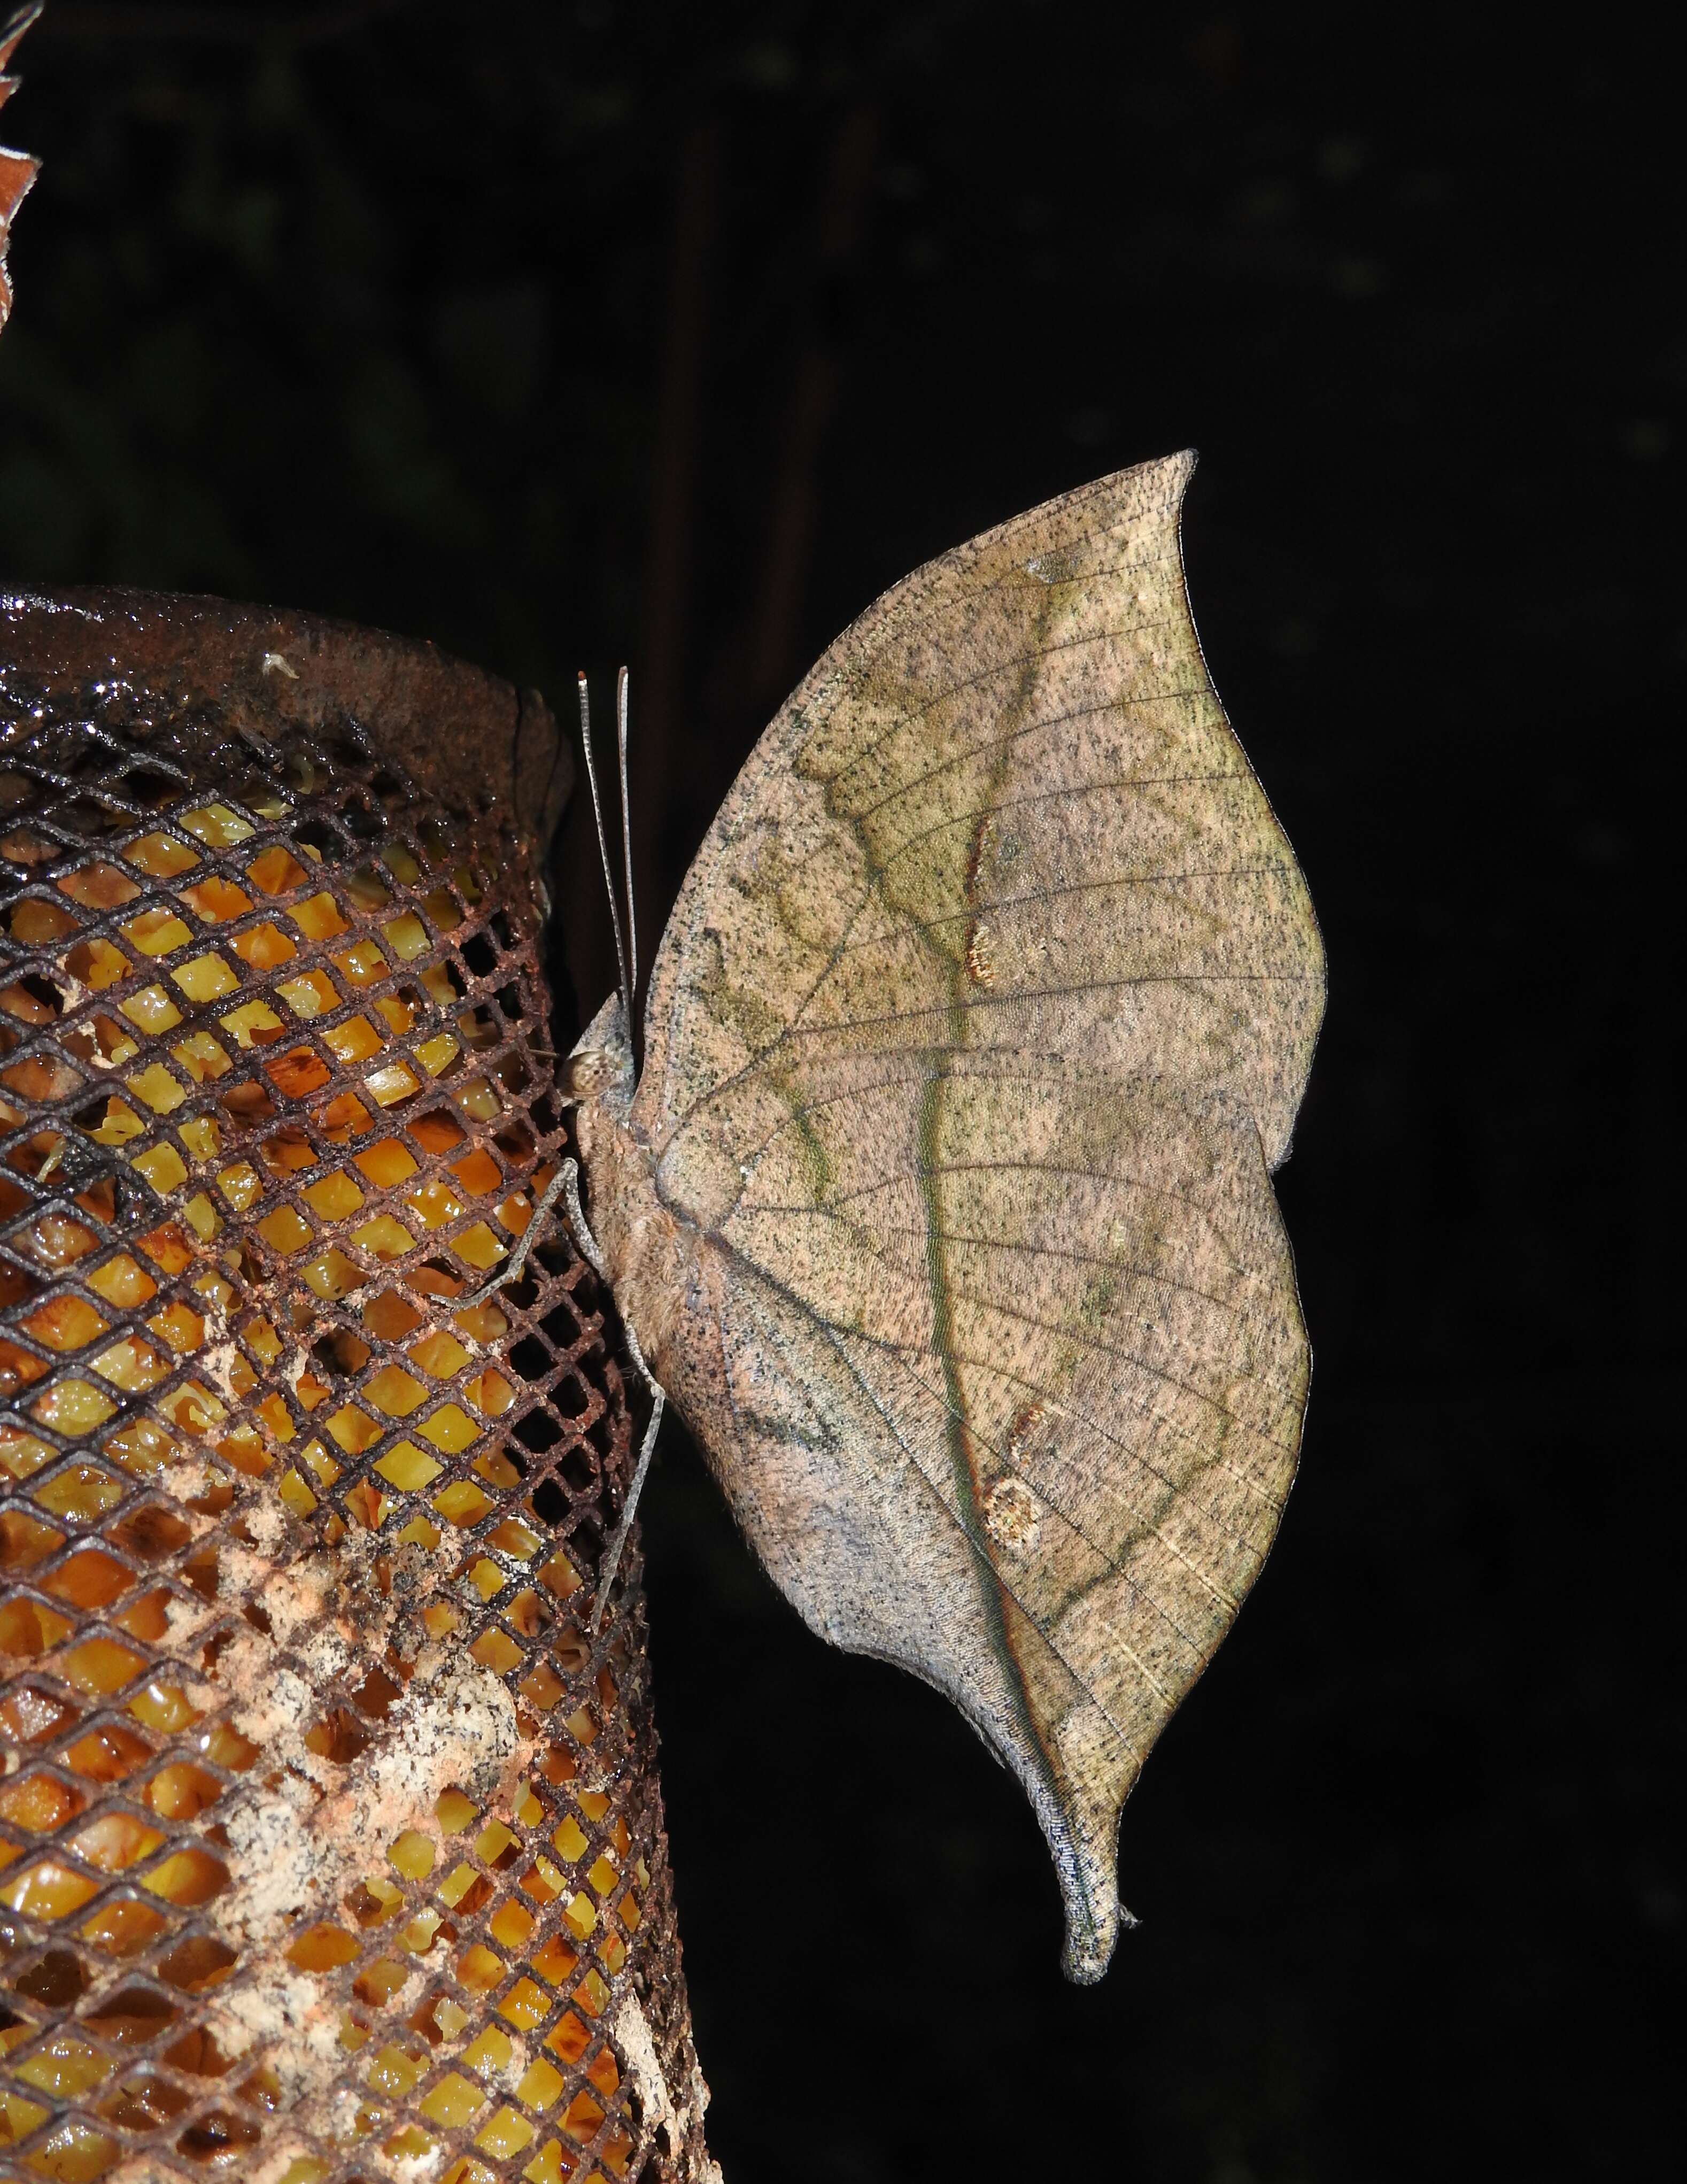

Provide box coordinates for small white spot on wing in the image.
[983,1475,1041,1552]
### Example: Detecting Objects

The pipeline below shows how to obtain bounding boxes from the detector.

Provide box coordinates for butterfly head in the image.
[566,991,636,1121]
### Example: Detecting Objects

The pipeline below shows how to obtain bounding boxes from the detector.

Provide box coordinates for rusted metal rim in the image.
[0,588,571,867]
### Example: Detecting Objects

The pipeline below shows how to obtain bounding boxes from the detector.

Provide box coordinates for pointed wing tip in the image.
[1143,444,1198,487]
[1074,446,1198,530]
[1164,445,1199,515]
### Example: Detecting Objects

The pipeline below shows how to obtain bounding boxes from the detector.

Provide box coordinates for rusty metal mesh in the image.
[0,600,714,2183]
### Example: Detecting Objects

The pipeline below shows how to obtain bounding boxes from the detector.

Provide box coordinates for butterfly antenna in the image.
[577,673,633,1033]
[615,666,640,1044]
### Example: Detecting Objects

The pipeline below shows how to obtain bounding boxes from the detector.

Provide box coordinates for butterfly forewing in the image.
[628,451,1324,1977]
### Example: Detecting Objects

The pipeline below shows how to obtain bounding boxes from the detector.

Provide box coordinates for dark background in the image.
[3,3,1682,2177]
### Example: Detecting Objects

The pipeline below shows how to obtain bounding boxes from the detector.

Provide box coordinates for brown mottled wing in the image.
[0,6,41,334]
[634,452,1325,1978]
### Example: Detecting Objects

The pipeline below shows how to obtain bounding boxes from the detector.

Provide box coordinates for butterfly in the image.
[555,452,1323,1981]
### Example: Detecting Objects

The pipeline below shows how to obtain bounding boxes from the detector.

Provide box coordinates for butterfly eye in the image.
[566,1049,616,1098]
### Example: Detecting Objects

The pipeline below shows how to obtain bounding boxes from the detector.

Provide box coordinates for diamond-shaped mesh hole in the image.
[1,605,711,2181]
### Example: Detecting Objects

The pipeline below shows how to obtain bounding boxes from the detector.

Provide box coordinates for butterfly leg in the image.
[590,1345,665,1635]
[460,1153,613,1310]
[460,1162,571,1308]
[554,1159,665,1630]
[461,1155,659,1627]
[560,1155,609,1280]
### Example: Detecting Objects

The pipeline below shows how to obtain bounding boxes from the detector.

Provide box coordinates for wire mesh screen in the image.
[0,593,716,2184]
